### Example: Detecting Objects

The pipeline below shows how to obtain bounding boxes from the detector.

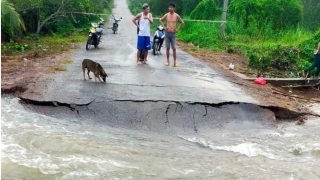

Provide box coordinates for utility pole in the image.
[220,0,229,37]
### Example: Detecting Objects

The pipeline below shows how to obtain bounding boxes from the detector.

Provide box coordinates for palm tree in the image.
[1,0,26,31]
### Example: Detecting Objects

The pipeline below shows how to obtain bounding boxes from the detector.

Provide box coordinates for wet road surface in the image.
[19,0,257,106]
[17,0,280,136]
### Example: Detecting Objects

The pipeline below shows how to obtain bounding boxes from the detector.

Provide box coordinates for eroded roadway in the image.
[20,0,278,134]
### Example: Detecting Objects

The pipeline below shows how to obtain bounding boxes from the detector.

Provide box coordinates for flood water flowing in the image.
[2,95,320,179]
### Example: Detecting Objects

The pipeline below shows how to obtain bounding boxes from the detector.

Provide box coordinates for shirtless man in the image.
[132,3,153,64]
[160,2,184,67]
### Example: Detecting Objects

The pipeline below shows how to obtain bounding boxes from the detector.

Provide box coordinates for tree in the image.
[181,0,201,17]
[10,0,112,34]
[301,0,320,31]
[128,0,183,16]
[11,0,71,34]
[228,0,302,31]
[190,0,221,20]
[1,0,25,31]
[1,0,26,40]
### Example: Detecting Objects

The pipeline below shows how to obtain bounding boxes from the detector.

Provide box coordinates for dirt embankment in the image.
[1,51,72,95]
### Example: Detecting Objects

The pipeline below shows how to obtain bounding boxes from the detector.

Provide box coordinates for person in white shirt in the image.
[132,3,153,65]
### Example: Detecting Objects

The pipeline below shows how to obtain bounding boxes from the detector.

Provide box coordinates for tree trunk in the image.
[220,0,229,37]
[36,21,42,34]
[36,9,61,34]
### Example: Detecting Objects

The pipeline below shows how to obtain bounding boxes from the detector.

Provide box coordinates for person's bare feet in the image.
[137,61,142,65]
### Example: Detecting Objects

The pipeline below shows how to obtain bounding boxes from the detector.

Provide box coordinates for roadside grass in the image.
[52,66,67,72]
[1,31,87,59]
[61,59,74,64]
[176,21,317,77]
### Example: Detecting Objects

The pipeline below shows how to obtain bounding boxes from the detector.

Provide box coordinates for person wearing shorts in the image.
[132,3,153,64]
[160,2,184,67]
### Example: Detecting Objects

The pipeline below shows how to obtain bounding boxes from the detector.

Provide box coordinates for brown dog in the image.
[82,59,108,83]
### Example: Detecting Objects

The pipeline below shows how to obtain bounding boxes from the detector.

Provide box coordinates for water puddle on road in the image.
[1,95,320,179]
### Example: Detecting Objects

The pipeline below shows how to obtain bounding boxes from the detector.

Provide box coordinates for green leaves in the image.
[299,29,320,62]
[181,0,201,17]
[228,0,302,31]
[190,0,221,20]
[301,0,320,31]
[127,0,183,16]
[5,0,113,35]
[1,0,26,31]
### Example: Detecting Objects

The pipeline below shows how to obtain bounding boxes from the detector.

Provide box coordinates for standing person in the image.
[302,43,320,78]
[136,19,146,62]
[132,3,153,65]
[160,2,184,67]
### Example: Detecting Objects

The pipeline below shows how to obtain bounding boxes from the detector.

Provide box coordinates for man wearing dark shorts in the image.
[160,2,184,67]
[132,4,153,64]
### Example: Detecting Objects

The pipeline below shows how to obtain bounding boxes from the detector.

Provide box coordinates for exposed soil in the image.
[176,40,319,117]
[1,50,73,95]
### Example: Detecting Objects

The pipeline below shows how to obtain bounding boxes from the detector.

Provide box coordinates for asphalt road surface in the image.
[20,0,256,105]
[19,0,275,134]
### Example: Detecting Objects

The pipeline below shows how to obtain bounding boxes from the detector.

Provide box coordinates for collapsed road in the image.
[18,0,318,132]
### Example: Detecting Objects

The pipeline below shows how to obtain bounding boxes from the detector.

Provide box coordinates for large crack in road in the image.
[19,97,318,135]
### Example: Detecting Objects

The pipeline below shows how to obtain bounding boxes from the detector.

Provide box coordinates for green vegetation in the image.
[1,0,114,57]
[127,0,320,77]
[301,0,320,31]
[1,32,87,57]
[127,0,183,16]
[1,0,26,38]
[190,0,221,20]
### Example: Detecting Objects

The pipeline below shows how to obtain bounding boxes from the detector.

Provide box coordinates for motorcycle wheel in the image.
[86,41,90,50]
[86,36,92,50]
[153,42,158,55]
[113,27,118,34]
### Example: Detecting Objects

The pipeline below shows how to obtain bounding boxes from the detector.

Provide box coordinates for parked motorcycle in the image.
[111,15,122,34]
[86,23,103,50]
[98,17,105,27]
[152,25,165,55]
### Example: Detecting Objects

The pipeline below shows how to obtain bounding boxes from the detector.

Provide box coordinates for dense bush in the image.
[127,0,183,16]
[177,22,221,48]
[190,0,221,20]
[1,18,15,41]
[181,0,202,17]
[299,29,320,63]
[1,0,25,41]
[239,30,319,74]
[228,0,302,31]
[2,0,113,39]
[301,0,320,31]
